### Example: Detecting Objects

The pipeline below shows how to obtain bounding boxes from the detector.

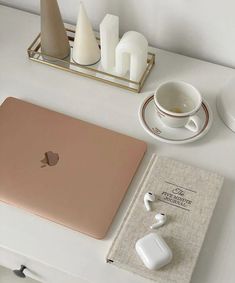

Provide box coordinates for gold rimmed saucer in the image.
[139,95,213,144]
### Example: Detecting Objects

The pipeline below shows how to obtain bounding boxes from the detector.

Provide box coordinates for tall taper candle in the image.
[40,0,70,59]
[100,14,119,71]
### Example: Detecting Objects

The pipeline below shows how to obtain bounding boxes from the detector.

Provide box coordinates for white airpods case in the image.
[135,233,172,270]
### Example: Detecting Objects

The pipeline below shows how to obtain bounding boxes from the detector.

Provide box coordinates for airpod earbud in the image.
[150,213,167,229]
[144,192,156,211]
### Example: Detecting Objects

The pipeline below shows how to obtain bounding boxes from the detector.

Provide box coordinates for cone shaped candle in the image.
[73,2,100,65]
[40,0,70,59]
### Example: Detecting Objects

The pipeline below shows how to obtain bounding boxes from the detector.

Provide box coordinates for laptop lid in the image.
[0,97,146,239]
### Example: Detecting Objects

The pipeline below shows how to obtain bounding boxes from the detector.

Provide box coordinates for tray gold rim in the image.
[27,27,155,93]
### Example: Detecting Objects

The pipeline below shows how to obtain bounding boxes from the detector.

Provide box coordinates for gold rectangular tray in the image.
[27,27,155,93]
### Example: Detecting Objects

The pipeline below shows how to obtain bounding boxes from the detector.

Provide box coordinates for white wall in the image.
[1,0,235,68]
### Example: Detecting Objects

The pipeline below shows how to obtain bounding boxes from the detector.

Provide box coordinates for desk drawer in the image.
[0,246,87,283]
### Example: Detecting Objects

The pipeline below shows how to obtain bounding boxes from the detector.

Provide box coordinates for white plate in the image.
[139,95,213,144]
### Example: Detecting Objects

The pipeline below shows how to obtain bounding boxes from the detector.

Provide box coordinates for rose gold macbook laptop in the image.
[0,97,146,239]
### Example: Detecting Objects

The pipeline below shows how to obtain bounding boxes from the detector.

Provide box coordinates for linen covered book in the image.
[106,155,224,283]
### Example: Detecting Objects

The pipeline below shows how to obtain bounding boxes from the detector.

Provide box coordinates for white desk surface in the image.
[0,5,235,283]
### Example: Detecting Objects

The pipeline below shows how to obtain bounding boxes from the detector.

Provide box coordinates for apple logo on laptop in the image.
[41,151,59,168]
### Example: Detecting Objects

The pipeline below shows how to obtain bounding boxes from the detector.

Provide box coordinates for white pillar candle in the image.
[116,31,148,81]
[100,14,119,72]
[73,2,100,66]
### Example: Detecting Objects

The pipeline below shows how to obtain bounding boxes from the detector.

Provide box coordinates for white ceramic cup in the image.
[154,81,202,132]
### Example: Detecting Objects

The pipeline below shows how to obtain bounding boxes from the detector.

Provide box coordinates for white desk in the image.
[0,5,235,283]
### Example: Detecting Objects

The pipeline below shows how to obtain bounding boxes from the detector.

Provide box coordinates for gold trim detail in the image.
[142,96,210,142]
[27,27,155,93]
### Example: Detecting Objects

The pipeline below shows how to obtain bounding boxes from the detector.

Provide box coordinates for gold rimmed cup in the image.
[154,81,202,132]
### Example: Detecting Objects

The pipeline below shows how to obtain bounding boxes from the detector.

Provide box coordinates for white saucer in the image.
[139,95,213,144]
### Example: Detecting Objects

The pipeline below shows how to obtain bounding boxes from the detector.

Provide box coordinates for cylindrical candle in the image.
[100,14,119,72]
[116,31,148,81]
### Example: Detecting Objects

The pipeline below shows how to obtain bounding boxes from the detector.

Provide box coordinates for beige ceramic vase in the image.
[40,0,70,59]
